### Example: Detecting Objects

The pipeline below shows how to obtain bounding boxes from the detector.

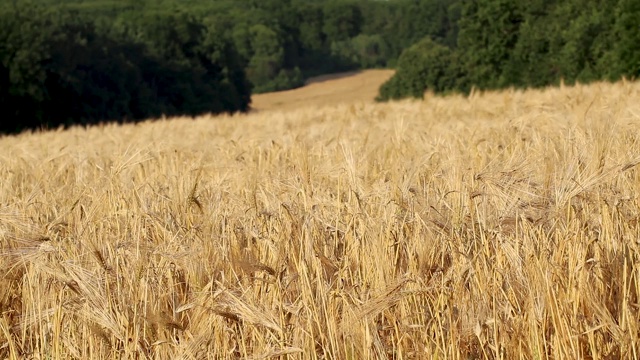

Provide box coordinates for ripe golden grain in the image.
[1,77,640,359]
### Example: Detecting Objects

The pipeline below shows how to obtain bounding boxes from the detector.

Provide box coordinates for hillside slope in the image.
[251,69,394,112]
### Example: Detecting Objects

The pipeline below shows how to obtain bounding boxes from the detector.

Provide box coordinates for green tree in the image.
[297,3,325,51]
[0,5,52,130]
[0,3,252,134]
[200,22,252,112]
[499,0,562,87]
[377,37,466,101]
[322,1,363,43]
[330,34,390,68]
[609,0,640,79]
[246,24,285,92]
[555,1,616,83]
[457,0,523,89]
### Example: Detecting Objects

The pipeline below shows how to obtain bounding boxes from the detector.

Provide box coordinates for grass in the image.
[1,78,640,359]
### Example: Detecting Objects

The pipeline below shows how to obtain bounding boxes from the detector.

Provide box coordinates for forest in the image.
[0,0,638,133]
[378,0,640,101]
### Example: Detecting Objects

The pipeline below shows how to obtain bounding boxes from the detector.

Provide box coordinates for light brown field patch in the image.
[250,69,394,112]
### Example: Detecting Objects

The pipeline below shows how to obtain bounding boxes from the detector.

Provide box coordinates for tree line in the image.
[0,2,252,134]
[0,0,461,133]
[378,0,640,100]
[2,0,638,134]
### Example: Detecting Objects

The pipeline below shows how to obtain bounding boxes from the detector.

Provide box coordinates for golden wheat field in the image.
[2,76,640,359]
[251,69,394,112]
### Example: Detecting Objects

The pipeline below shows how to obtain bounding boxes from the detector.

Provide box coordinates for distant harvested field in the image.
[251,69,394,112]
[2,79,640,359]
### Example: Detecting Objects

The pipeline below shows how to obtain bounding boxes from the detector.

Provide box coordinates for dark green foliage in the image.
[245,24,286,91]
[297,3,326,52]
[224,0,465,92]
[553,1,617,84]
[0,3,250,134]
[322,1,363,43]
[498,1,562,88]
[457,0,523,89]
[379,0,639,102]
[330,34,391,69]
[610,0,640,79]
[0,7,50,131]
[377,38,465,101]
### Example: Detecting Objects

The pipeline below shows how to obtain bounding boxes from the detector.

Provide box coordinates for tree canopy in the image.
[379,0,639,100]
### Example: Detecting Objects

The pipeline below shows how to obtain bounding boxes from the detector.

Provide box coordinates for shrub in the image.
[377,37,465,101]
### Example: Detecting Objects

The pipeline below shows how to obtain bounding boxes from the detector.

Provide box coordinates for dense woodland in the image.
[379,0,640,101]
[0,0,638,133]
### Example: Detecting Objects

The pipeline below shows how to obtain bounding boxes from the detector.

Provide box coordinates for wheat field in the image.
[251,69,395,112]
[1,78,640,359]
